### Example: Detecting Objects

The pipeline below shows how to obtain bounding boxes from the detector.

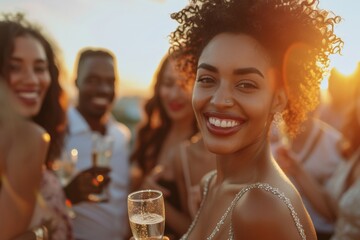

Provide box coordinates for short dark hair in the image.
[75,47,117,80]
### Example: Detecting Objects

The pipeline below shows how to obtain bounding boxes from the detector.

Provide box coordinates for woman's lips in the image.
[16,91,40,106]
[168,101,185,112]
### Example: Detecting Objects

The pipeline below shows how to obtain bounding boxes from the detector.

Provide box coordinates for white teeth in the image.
[209,117,240,128]
[18,92,38,99]
[215,119,221,127]
[92,98,108,105]
[220,120,227,127]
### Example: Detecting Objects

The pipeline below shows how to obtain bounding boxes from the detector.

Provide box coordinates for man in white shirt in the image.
[64,48,131,240]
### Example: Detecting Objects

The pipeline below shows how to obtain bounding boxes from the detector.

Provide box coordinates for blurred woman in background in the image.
[130,53,197,239]
[0,13,70,239]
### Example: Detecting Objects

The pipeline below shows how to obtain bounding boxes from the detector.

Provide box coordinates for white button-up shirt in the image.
[65,107,131,240]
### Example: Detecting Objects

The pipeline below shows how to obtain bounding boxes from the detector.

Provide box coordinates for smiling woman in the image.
[8,35,51,117]
[169,0,343,239]
[0,80,50,240]
[194,34,278,153]
[130,53,198,238]
[0,12,70,240]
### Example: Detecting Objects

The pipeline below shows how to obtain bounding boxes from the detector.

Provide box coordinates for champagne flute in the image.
[52,148,78,186]
[88,133,114,202]
[52,148,78,218]
[128,190,165,240]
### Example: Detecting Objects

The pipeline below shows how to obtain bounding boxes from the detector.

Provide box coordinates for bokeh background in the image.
[1,0,359,143]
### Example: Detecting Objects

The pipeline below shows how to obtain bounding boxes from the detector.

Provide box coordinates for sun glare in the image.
[334,62,359,77]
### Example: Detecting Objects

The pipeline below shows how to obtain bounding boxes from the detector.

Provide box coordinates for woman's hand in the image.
[11,219,52,240]
[141,165,170,197]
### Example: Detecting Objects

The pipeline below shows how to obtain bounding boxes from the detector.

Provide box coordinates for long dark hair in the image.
[0,13,67,166]
[130,54,197,174]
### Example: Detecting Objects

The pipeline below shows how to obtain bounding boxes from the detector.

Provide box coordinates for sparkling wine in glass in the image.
[128,190,165,240]
[88,134,113,202]
[52,148,78,186]
[52,148,78,218]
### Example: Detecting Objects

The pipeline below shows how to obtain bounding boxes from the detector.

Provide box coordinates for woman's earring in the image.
[273,112,284,128]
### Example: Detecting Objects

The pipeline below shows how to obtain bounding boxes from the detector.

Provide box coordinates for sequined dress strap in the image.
[180,170,216,240]
[180,172,306,240]
[227,183,306,240]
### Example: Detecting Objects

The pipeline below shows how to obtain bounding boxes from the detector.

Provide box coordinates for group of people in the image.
[0,0,359,240]
[0,13,130,240]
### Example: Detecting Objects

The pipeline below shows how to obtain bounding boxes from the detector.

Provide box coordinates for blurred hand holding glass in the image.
[88,133,114,202]
[128,190,165,240]
[52,148,78,186]
[52,148,78,218]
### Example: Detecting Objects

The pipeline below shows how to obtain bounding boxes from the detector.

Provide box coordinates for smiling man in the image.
[64,48,131,240]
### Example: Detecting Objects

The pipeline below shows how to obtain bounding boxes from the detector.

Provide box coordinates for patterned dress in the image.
[181,171,306,240]
[29,168,73,240]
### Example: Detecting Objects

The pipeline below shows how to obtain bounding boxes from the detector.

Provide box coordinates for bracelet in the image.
[33,227,44,240]
[42,225,49,240]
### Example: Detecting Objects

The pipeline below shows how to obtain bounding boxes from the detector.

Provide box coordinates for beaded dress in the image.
[180,171,306,240]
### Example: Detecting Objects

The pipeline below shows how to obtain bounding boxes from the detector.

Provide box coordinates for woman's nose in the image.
[210,83,234,107]
[169,84,184,98]
[23,68,39,84]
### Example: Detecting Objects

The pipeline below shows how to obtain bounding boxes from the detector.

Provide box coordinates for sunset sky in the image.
[1,0,359,97]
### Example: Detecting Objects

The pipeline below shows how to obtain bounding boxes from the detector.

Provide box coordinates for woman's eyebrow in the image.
[197,63,218,73]
[10,56,48,64]
[233,67,264,78]
[198,63,264,78]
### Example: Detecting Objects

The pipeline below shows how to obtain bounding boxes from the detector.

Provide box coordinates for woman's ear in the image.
[271,88,287,113]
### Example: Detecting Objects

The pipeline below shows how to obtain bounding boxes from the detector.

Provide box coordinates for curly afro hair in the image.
[169,0,343,137]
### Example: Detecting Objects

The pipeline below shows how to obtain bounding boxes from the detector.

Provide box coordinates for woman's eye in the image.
[237,81,257,89]
[162,81,173,88]
[196,76,214,84]
[9,64,21,72]
[34,66,47,73]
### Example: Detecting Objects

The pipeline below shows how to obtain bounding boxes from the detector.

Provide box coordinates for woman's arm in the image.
[0,121,49,240]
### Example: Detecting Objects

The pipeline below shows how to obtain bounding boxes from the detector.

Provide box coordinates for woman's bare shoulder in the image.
[7,121,49,174]
[16,121,49,160]
[231,183,314,240]
[16,120,48,139]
